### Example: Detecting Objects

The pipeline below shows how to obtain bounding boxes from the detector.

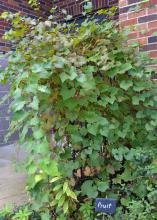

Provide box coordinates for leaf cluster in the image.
[0,8,157,220]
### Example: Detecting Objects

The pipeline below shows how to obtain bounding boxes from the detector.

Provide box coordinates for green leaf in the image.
[60,67,77,82]
[77,73,95,90]
[58,195,65,207]
[50,176,62,183]
[81,111,101,123]
[120,167,132,182]
[153,31,157,36]
[29,96,39,110]
[119,63,132,74]
[66,189,77,200]
[133,81,148,92]
[81,180,98,199]
[145,123,154,131]
[36,140,49,154]
[48,160,60,176]
[14,88,22,99]
[55,191,63,200]
[38,85,51,94]
[121,198,131,206]
[12,111,29,122]
[97,181,109,192]
[11,101,25,112]
[130,42,139,47]
[132,96,139,105]
[29,116,40,126]
[87,123,99,135]
[28,164,37,174]
[31,63,44,73]
[120,80,133,90]
[112,148,123,161]
[33,129,44,140]
[41,212,51,220]
[35,174,43,183]
[124,149,135,160]
[20,125,29,142]
[53,184,63,192]
[63,182,69,193]
[63,201,69,214]
[60,73,70,82]
[84,1,93,12]
[53,56,66,69]
[50,199,58,207]
[60,88,76,100]
[100,127,109,137]
[64,98,78,110]
[66,15,73,21]
[71,134,83,143]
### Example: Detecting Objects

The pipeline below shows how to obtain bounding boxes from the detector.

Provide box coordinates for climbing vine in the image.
[0,3,157,220]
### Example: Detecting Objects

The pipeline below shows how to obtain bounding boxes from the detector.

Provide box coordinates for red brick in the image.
[140,0,157,10]
[137,22,148,29]
[139,28,157,38]
[97,0,103,8]
[138,37,148,45]
[148,21,157,29]
[128,37,147,46]
[121,18,137,27]
[0,46,10,52]
[149,51,157,58]
[149,0,157,6]
[7,0,18,6]
[128,31,138,39]
[148,6,157,15]
[136,23,148,36]
[119,13,128,21]
[128,8,146,19]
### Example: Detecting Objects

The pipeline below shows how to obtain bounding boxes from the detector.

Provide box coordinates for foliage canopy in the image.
[1,7,157,220]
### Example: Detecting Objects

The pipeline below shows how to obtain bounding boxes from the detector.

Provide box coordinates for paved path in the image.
[0,145,27,209]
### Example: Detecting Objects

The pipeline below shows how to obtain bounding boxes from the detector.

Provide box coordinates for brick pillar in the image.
[119,0,157,59]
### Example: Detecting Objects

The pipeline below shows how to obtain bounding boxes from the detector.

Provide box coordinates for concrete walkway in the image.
[0,145,27,209]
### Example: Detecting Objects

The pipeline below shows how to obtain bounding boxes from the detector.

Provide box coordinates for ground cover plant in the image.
[0,2,157,219]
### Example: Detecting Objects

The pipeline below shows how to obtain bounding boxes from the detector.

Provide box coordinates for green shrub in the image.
[0,205,34,220]
[1,7,157,219]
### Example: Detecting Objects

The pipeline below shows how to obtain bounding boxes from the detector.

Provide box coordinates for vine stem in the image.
[102,214,105,220]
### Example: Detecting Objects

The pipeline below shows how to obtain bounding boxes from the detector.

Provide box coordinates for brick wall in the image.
[119,0,157,60]
[52,0,118,19]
